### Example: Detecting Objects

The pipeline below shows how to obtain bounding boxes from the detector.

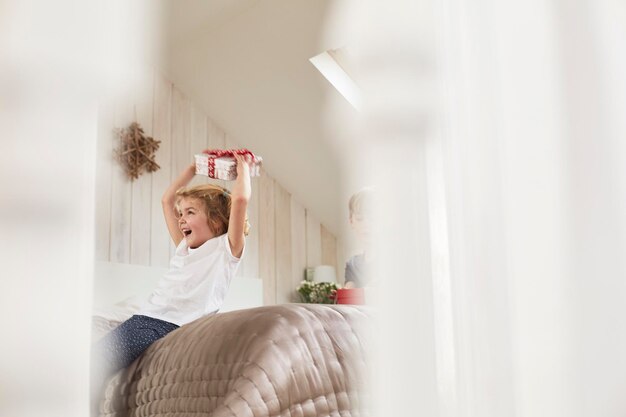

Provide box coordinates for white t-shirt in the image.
[138,233,243,326]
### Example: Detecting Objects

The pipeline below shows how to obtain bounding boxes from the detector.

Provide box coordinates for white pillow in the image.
[93,294,146,323]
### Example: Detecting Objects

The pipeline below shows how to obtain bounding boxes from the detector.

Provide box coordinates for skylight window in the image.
[309,48,361,110]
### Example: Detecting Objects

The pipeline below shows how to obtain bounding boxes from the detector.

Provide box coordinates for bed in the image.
[92,262,372,417]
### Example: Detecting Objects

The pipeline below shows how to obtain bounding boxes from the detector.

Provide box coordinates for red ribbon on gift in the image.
[201,149,256,178]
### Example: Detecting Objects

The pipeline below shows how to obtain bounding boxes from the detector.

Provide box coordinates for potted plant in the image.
[296,279,339,304]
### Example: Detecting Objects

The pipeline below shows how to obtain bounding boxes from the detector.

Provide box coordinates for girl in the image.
[92,153,251,411]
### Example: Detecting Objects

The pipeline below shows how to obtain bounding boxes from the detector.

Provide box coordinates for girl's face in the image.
[177,197,215,249]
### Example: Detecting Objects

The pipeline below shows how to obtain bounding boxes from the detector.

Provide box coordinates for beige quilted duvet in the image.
[99,304,371,417]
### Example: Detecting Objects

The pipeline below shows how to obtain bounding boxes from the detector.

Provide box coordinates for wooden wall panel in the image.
[95,98,114,262]
[189,105,208,187]
[335,237,347,285]
[109,80,134,263]
[150,73,172,267]
[305,210,322,267]
[274,184,292,303]
[171,89,192,180]
[207,118,226,149]
[130,67,154,265]
[259,172,276,305]
[290,198,307,299]
[321,224,338,274]
[245,177,260,279]
[169,89,191,258]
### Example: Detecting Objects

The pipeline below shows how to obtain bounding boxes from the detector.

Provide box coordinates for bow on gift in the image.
[201,149,258,178]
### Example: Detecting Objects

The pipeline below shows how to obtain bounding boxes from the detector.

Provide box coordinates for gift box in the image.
[195,149,262,180]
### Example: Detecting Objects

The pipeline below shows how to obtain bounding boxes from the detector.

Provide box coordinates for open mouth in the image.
[183,229,192,237]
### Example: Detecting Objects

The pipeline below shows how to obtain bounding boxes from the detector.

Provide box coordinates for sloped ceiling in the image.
[161,0,358,239]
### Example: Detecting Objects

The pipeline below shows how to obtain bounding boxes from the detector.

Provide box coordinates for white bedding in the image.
[92,261,263,340]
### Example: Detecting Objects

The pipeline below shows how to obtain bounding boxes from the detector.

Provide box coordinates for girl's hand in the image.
[234,153,250,180]
[231,153,251,201]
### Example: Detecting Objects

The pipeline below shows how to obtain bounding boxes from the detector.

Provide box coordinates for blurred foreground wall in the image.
[340,0,626,416]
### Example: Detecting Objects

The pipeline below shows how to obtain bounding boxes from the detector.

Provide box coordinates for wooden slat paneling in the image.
[321,224,338,274]
[130,67,154,265]
[335,237,347,286]
[305,210,322,267]
[290,198,307,299]
[189,104,208,187]
[274,184,292,303]
[244,176,260,279]
[150,73,172,267]
[207,117,226,148]
[169,88,191,258]
[110,80,134,263]
[171,89,192,180]
[95,97,114,261]
[259,172,276,305]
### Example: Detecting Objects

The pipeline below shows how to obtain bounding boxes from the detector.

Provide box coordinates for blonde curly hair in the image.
[175,184,250,236]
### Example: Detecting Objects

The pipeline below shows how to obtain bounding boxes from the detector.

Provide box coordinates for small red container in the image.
[335,288,365,305]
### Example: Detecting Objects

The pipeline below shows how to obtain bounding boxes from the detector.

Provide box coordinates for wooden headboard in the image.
[93,261,263,313]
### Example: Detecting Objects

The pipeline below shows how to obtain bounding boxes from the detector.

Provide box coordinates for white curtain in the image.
[345,0,626,416]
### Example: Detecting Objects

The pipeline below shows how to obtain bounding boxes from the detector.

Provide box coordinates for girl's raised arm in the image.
[162,163,195,246]
[228,154,251,258]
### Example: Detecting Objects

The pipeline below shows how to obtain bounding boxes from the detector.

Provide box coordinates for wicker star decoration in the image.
[114,122,161,180]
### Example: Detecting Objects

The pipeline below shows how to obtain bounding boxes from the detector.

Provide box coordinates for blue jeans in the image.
[91,315,178,415]
[94,314,179,373]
